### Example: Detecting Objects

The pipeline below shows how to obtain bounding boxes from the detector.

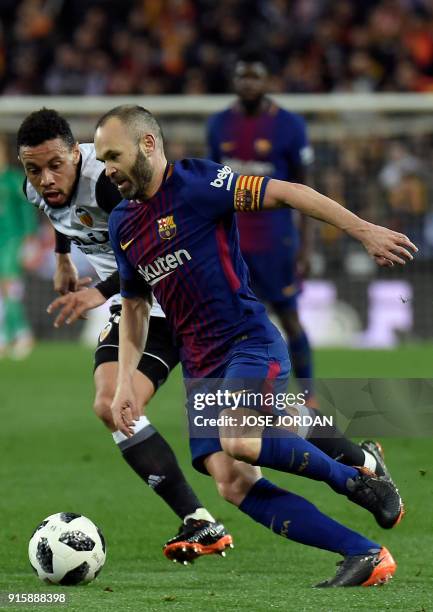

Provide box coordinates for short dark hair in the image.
[95,105,163,145]
[17,108,75,151]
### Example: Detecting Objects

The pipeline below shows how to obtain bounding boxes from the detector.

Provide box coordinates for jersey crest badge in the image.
[157,215,177,240]
[235,189,253,211]
[254,139,272,155]
[221,141,234,152]
[76,207,94,227]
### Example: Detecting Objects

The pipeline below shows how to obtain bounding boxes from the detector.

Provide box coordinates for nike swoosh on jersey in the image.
[120,238,134,250]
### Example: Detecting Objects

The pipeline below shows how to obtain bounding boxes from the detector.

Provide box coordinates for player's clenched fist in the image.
[47,287,106,327]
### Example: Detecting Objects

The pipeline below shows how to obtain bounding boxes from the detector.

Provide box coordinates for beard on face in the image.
[123,148,153,199]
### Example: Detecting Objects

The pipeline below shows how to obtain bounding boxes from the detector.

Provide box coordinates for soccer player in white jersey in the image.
[17,108,233,563]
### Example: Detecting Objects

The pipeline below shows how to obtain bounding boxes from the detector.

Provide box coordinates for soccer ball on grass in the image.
[28,512,106,585]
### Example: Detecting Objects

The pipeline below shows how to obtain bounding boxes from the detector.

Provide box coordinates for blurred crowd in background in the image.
[3,0,433,95]
[312,136,432,267]
[1,0,433,349]
[1,0,433,260]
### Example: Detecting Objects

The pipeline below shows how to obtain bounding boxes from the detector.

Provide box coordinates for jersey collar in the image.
[234,96,275,116]
[163,161,174,183]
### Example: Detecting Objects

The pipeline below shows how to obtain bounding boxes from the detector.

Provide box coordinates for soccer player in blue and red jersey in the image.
[94,105,415,587]
[207,52,389,476]
[208,50,316,404]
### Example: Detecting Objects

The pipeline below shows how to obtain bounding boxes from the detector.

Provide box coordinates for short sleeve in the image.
[185,159,271,220]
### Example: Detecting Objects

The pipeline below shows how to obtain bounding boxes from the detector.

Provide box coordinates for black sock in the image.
[308,427,366,466]
[294,405,373,469]
[118,426,202,519]
[318,433,383,476]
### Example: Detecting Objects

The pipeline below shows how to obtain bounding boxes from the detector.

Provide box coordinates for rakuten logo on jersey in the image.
[138,249,192,286]
[210,165,234,190]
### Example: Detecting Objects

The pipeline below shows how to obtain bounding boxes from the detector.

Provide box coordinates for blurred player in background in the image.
[17,109,232,563]
[208,49,316,403]
[0,136,36,359]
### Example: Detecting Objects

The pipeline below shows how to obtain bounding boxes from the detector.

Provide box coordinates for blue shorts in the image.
[243,242,300,311]
[187,335,291,474]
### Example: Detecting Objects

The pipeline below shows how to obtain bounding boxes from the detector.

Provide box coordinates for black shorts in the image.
[94,307,180,390]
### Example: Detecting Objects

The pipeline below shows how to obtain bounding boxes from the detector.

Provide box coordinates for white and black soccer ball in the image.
[28,512,106,585]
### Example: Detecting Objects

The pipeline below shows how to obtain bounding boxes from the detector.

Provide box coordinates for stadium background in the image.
[1,1,432,610]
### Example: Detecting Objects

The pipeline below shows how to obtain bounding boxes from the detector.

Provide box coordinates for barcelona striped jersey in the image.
[207,101,313,253]
[109,158,282,377]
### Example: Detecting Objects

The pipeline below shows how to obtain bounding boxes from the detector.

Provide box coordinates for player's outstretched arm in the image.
[262,179,418,266]
[111,296,151,437]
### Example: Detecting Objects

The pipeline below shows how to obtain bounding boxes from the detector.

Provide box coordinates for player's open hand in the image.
[47,287,106,327]
[354,222,418,266]
[111,384,140,437]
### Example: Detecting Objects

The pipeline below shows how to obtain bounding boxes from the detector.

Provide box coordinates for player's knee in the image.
[93,394,115,429]
[215,472,253,506]
[220,437,258,463]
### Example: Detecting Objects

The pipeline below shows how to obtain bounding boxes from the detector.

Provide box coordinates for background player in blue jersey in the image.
[93,105,416,587]
[207,49,317,404]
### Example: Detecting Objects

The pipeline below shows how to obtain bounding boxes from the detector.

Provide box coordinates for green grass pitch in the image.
[1,344,432,611]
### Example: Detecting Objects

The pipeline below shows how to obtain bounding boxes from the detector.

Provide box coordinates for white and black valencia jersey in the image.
[25,143,164,317]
